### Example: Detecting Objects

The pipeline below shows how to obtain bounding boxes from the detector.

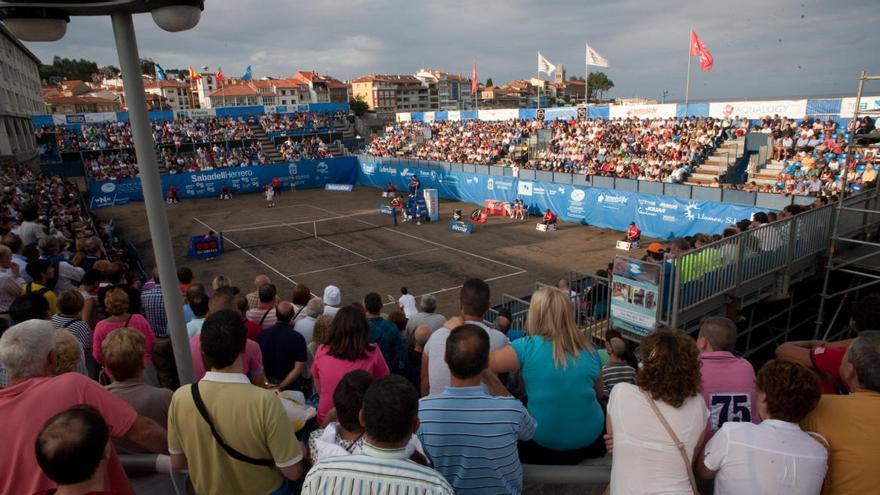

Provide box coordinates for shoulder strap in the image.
[190,382,275,466]
[124,314,133,327]
[641,389,698,494]
[62,318,81,329]
[259,308,272,326]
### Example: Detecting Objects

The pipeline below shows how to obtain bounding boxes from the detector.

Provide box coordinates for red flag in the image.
[216,66,224,82]
[689,29,713,72]
[471,64,478,96]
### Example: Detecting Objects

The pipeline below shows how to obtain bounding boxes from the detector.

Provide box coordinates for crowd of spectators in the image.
[278,137,332,162]
[259,111,346,135]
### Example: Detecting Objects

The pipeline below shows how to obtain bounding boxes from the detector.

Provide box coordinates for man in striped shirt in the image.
[302,375,453,495]
[418,324,536,494]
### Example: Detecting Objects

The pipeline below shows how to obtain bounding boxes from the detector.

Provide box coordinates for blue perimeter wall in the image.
[88,155,767,239]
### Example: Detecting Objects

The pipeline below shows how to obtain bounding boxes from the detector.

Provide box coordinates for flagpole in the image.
[585,56,590,105]
[685,27,692,113]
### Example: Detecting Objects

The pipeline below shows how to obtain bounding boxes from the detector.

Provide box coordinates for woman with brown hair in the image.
[91,288,155,367]
[290,283,312,321]
[606,329,708,494]
[310,306,389,425]
[490,286,605,465]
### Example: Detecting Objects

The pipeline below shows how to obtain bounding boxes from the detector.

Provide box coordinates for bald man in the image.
[246,275,274,309]
[258,301,308,391]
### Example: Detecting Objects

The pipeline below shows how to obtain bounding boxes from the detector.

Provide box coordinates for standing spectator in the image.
[423,278,509,396]
[245,274,273,309]
[168,310,304,495]
[95,262,141,316]
[38,236,83,292]
[294,298,323,343]
[258,302,308,391]
[302,375,453,495]
[490,286,603,464]
[17,205,46,246]
[322,285,342,317]
[24,259,58,314]
[0,244,24,321]
[102,328,172,454]
[290,283,312,320]
[33,406,115,495]
[698,316,758,440]
[0,320,167,495]
[405,294,446,336]
[802,331,880,494]
[92,288,155,368]
[419,324,536,494]
[78,269,101,329]
[140,268,169,339]
[311,305,390,424]
[600,336,636,400]
[185,291,209,338]
[246,283,278,331]
[176,266,193,295]
[697,360,827,494]
[365,292,404,370]
[776,293,880,393]
[606,330,708,494]
[399,286,418,318]
[80,236,103,272]
[3,233,32,283]
[52,289,97,379]
[402,325,431,391]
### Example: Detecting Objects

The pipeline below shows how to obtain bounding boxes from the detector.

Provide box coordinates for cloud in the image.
[21,0,880,100]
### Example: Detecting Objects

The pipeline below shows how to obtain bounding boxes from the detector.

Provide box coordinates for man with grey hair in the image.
[80,236,103,272]
[294,297,323,344]
[697,316,757,442]
[38,235,84,292]
[0,319,168,495]
[246,274,276,310]
[803,331,880,494]
[404,294,446,336]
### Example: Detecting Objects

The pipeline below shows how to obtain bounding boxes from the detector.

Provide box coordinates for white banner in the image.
[175,108,216,120]
[609,103,677,120]
[709,99,807,119]
[53,113,119,125]
[839,96,880,118]
[396,112,411,122]
[447,110,461,122]
[478,109,520,121]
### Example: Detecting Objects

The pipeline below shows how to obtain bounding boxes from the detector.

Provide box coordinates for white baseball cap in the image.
[323,285,341,306]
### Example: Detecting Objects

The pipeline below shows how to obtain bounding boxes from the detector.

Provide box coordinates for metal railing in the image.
[484,293,531,332]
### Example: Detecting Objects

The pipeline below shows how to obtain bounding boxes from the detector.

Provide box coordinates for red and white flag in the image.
[689,29,714,72]
[471,63,478,95]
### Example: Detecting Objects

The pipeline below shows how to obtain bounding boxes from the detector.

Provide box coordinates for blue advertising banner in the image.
[188,234,222,260]
[448,219,474,235]
[356,158,767,238]
[89,156,358,207]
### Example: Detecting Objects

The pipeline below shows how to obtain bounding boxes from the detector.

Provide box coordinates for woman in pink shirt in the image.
[311,306,389,424]
[92,288,155,366]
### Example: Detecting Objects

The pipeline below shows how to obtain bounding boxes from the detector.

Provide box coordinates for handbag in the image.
[641,389,698,494]
[190,381,275,466]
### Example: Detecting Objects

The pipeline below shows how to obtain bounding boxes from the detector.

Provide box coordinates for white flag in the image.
[585,44,609,68]
[537,52,556,75]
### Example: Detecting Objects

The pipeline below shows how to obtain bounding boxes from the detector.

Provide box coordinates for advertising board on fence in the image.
[609,256,661,337]
[609,103,677,120]
[839,96,880,118]
[709,99,808,119]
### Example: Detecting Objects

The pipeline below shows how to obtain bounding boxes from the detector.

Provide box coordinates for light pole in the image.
[1,0,205,385]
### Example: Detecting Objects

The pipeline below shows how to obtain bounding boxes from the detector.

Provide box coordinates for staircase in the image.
[686,137,745,186]
[247,122,284,163]
[748,159,785,187]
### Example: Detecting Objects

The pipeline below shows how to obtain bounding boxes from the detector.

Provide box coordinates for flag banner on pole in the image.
[689,29,714,72]
[471,64,478,95]
[216,66,224,82]
[585,44,609,68]
[155,64,166,81]
[241,65,252,81]
[188,66,201,80]
[538,52,556,75]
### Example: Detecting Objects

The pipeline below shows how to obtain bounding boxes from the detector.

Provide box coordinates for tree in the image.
[586,71,614,102]
[350,94,369,116]
[485,78,494,88]
[570,75,584,81]
[39,56,99,82]
[139,58,156,76]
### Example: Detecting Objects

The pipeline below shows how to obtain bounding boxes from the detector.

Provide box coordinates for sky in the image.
[22,0,880,102]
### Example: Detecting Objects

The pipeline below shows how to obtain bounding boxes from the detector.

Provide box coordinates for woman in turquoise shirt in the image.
[490,286,605,465]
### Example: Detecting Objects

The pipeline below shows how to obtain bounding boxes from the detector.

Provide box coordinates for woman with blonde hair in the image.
[91,288,155,367]
[490,286,605,464]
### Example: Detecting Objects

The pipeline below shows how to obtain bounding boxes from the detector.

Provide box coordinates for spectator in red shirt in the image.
[776,293,880,393]
[542,209,557,225]
[625,222,641,243]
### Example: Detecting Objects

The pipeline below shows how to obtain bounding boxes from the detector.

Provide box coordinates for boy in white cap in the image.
[323,285,341,317]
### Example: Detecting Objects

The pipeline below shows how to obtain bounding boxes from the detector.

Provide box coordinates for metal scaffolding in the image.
[816,71,880,340]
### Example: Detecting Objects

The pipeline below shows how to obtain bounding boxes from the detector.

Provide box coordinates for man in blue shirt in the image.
[418,324,536,494]
[257,302,308,391]
[364,292,404,371]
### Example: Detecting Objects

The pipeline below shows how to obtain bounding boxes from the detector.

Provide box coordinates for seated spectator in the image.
[246,283,278,332]
[387,309,408,335]
[245,274,273,309]
[309,370,426,464]
[600,336,636,400]
[698,316,758,440]
[294,298,324,344]
[168,310,304,494]
[364,292,404,371]
[185,290,209,338]
[405,294,446,336]
[258,302,308,391]
[302,375,453,495]
[490,286,603,464]
[697,360,827,494]
[802,331,880,494]
[418,323,536,493]
[776,292,880,393]
[0,244,24,319]
[311,305,390,424]
[607,330,708,494]
[423,278,509,396]
[92,288,155,368]
[290,283,313,320]
[0,319,167,495]
[102,327,172,454]
[52,289,98,378]
[24,259,59,314]
[33,406,115,495]
[322,285,342,317]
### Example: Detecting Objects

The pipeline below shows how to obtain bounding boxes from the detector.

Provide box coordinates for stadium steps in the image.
[248,122,284,163]
[748,160,786,186]
[686,137,745,186]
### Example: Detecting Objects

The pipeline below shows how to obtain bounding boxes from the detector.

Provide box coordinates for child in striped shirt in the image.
[601,337,636,400]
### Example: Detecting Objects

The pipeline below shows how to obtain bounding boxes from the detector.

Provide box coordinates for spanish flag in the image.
[189,66,201,80]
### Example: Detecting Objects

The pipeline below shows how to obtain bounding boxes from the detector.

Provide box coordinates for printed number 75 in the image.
[710,394,751,430]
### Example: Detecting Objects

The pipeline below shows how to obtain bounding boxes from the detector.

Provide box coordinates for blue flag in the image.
[241,65,252,81]
[155,64,166,81]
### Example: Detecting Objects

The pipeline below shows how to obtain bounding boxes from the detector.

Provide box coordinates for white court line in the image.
[221,210,379,233]
[192,216,318,297]
[285,223,374,262]
[195,202,312,218]
[382,270,528,306]
[289,248,441,277]
[305,204,528,273]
